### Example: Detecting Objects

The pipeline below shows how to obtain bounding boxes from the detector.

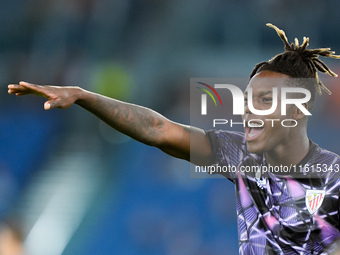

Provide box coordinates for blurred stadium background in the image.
[1,0,340,254]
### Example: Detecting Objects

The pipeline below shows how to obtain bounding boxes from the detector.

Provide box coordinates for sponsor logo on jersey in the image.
[305,190,325,214]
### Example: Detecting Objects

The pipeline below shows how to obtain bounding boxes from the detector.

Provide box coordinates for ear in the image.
[293,103,308,120]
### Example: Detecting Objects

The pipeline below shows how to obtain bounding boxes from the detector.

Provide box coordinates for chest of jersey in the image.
[235,172,340,253]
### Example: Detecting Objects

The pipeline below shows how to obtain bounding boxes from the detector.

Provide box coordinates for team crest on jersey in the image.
[305,190,325,214]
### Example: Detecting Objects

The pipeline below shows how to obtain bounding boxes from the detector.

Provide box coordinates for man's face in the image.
[242,70,297,154]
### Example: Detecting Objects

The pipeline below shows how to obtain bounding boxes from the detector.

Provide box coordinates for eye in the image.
[262,97,272,103]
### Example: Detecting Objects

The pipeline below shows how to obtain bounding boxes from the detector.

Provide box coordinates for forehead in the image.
[246,71,290,94]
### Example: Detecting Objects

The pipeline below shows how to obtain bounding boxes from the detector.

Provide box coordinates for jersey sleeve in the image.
[206,130,248,179]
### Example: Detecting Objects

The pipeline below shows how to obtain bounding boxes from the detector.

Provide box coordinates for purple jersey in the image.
[207,130,340,254]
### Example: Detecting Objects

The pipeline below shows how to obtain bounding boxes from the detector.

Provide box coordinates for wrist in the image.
[74,87,95,106]
[73,86,84,101]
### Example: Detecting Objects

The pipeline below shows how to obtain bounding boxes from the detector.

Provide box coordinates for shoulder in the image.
[205,130,250,168]
[310,142,340,179]
[206,129,248,155]
[313,143,340,164]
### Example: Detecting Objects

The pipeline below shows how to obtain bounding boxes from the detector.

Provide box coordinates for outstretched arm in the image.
[8,82,212,165]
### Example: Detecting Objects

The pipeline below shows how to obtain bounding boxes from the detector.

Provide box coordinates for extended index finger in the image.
[8,81,47,97]
[19,81,50,97]
[8,81,41,91]
[19,81,44,92]
[8,83,30,95]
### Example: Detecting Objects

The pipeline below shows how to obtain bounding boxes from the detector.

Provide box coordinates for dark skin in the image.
[243,71,310,166]
[7,70,309,167]
[7,81,212,166]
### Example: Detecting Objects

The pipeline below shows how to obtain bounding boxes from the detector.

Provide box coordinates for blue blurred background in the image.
[1,0,340,254]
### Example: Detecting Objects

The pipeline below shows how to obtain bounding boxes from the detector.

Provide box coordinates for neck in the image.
[265,130,310,167]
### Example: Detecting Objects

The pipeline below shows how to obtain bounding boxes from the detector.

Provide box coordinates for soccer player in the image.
[8,24,340,254]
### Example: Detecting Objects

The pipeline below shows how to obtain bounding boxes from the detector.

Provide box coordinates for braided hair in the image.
[250,23,340,110]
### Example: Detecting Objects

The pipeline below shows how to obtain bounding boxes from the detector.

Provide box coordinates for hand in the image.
[8,81,80,110]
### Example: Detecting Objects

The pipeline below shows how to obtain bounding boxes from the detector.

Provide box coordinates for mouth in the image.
[245,120,264,142]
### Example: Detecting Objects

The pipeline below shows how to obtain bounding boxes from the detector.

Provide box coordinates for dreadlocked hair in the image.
[250,23,340,110]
